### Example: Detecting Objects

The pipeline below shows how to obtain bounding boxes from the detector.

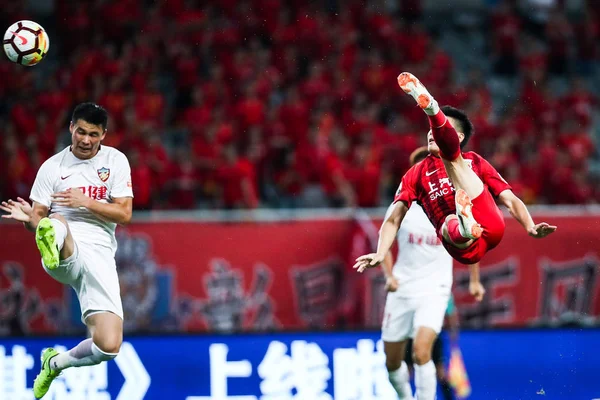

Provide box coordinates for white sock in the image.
[388,362,414,399]
[422,98,440,116]
[415,361,437,400]
[50,218,67,251]
[50,339,118,372]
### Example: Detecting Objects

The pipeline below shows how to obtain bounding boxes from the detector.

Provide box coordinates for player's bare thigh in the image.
[49,213,75,260]
[441,155,484,200]
[412,326,437,365]
[86,312,123,354]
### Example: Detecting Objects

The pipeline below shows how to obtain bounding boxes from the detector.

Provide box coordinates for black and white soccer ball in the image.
[3,20,50,66]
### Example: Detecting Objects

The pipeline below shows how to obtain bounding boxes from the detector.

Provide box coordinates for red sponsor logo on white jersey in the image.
[78,186,108,200]
[408,232,442,246]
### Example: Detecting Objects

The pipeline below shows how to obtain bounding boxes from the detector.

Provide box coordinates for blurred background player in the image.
[403,295,468,400]
[381,146,484,400]
[0,103,133,399]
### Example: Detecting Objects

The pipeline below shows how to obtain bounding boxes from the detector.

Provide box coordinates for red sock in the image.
[429,110,461,161]
[446,216,470,244]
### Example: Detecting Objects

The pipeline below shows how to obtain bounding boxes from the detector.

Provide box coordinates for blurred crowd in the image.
[0,0,598,209]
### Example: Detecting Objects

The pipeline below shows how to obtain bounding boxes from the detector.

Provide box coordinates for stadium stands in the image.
[0,0,598,209]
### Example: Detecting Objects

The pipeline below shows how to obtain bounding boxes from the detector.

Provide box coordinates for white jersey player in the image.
[357,147,484,400]
[1,103,133,399]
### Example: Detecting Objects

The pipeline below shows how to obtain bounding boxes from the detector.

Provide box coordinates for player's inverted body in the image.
[354,72,556,273]
[1,103,133,399]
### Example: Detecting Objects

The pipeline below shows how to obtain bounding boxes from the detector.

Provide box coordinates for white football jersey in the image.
[385,202,452,297]
[30,145,134,254]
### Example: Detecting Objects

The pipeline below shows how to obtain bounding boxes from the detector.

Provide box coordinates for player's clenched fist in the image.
[384,276,399,292]
[353,253,385,273]
[469,280,486,302]
[51,188,91,208]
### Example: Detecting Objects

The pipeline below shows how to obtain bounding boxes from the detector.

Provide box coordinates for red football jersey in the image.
[394,152,511,234]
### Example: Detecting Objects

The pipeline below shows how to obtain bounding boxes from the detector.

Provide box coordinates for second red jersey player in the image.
[354,72,556,272]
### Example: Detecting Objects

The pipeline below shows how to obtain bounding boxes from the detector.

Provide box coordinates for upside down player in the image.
[0,103,133,399]
[354,71,556,271]
[381,147,484,400]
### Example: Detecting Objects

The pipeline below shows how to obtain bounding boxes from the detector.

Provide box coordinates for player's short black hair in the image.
[441,105,473,149]
[409,146,429,166]
[71,102,108,131]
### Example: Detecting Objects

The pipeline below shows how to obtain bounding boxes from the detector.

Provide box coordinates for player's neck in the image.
[70,145,101,160]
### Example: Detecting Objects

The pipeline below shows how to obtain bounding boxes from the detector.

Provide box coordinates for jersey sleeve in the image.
[478,156,512,197]
[393,167,418,207]
[30,161,55,207]
[110,152,134,198]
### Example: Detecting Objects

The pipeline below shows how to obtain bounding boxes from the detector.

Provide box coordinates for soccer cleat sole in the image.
[36,218,59,270]
[455,189,483,239]
[397,72,433,109]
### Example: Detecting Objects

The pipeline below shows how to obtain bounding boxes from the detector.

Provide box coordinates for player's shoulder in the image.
[461,151,483,160]
[101,146,130,163]
[39,146,70,170]
[404,154,432,177]
[463,151,495,169]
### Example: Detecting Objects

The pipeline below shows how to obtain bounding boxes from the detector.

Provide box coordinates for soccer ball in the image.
[3,20,50,66]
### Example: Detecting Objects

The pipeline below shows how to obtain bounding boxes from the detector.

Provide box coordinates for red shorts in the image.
[442,189,505,264]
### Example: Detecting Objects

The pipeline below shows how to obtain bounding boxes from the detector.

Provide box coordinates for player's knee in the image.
[49,213,68,226]
[386,357,402,372]
[95,335,122,356]
[412,345,431,365]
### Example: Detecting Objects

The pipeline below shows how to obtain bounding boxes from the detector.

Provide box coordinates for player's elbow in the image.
[120,211,132,225]
[499,192,520,214]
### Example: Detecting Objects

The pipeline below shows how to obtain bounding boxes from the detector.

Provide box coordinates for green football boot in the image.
[36,217,60,270]
[33,347,61,399]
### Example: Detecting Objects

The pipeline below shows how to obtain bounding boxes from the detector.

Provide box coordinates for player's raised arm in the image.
[353,200,408,272]
[0,197,48,232]
[497,189,557,238]
[377,200,408,256]
[25,202,49,232]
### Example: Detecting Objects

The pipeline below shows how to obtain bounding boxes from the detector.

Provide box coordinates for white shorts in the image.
[381,293,449,342]
[42,241,123,324]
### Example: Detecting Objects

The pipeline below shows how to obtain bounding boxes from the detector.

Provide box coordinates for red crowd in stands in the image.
[0,0,598,209]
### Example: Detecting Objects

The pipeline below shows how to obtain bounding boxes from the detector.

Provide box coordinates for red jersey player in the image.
[354,72,556,271]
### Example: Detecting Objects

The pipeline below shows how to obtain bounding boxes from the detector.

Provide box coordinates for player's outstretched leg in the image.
[33,313,122,399]
[398,72,484,241]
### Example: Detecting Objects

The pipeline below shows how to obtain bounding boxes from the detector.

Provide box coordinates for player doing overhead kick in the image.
[354,72,556,274]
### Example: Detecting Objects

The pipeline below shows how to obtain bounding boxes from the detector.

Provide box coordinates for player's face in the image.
[426,117,465,156]
[70,119,106,160]
[427,130,440,156]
